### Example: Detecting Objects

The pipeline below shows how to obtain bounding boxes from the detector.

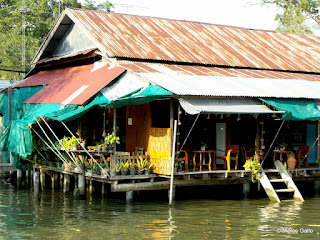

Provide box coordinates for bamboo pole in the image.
[59,120,109,177]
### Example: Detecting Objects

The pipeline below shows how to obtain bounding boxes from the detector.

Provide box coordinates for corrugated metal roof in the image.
[18,63,125,105]
[117,60,320,81]
[0,80,23,92]
[68,8,320,73]
[179,97,284,114]
[138,72,320,99]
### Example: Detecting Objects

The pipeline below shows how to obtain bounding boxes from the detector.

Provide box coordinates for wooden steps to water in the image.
[260,160,304,203]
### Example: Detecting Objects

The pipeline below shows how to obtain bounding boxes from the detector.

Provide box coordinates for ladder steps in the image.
[269,179,288,183]
[275,189,295,193]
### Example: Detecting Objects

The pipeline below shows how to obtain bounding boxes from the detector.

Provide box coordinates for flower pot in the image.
[94,170,100,175]
[70,146,77,151]
[129,170,136,175]
[120,170,128,176]
[137,170,143,175]
[101,147,107,152]
[63,163,71,172]
[287,157,297,169]
[144,170,151,175]
[100,169,108,176]
[201,147,206,151]
[111,171,119,177]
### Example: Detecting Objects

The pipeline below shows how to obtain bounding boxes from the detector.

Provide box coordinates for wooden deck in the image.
[30,165,320,193]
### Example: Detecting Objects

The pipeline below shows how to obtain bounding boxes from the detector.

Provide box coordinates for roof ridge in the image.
[68,7,278,33]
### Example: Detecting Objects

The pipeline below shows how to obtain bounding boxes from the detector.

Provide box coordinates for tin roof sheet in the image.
[68,8,320,73]
[138,72,320,99]
[18,63,125,105]
[179,97,283,114]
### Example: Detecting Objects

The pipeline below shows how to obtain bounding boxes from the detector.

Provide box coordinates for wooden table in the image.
[192,150,216,171]
[273,150,291,165]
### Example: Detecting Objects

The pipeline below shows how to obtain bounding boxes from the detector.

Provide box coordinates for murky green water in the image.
[0,182,319,240]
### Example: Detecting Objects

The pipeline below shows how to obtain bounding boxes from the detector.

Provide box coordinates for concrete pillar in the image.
[63,174,70,193]
[126,191,134,202]
[17,169,22,186]
[40,169,46,190]
[78,175,86,196]
[314,181,320,196]
[33,170,40,197]
[243,183,250,198]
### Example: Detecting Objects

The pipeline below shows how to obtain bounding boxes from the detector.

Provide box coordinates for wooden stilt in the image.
[63,174,70,193]
[40,169,46,190]
[33,170,40,197]
[78,175,86,196]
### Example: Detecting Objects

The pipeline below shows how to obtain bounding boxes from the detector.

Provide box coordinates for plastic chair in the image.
[216,145,239,170]
[297,146,309,168]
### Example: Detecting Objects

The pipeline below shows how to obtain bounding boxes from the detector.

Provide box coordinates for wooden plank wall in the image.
[126,104,151,153]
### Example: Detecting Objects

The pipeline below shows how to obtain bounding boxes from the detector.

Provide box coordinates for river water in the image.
[0,181,319,240]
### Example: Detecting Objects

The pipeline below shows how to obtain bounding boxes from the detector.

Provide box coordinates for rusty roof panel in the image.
[117,60,320,81]
[19,63,125,105]
[68,8,320,73]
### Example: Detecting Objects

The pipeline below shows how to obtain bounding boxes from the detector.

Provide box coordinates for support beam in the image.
[78,175,86,196]
[243,183,250,198]
[33,170,40,197]
[63,174,70,193]
[126,191,134,202]
[51,173,59,190]
[40,169,46,190]
[17,169,22,186]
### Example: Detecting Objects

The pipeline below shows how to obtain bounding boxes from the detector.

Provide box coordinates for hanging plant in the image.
[244,155,261,182]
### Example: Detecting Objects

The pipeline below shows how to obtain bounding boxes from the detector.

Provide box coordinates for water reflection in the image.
[0,184,319,239]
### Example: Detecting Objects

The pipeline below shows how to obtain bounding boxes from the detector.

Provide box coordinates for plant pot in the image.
[63,163,71,172]
[287,157,297,169]
[201,147,206,151]
[120,170,128,176]
[137,170,143,175]
[129,170,136,175]
[111,171,119,177]
[101,147,107,152]
[100,169,108,176]
[94,170,100,175]
[70,146,77,151]
[144,170,151,175]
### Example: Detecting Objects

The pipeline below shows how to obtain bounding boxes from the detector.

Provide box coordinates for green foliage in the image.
[114,162,121,172]
[104,132,120,146]
[289,151,295,157]
[129,162,136,170]
[119,161,129,171]
[265,0,320,34]
[244,156,261,182]
[136,156,147,171]
[60,136,79,151]
[144,161,154,171]
[0,0,114,80]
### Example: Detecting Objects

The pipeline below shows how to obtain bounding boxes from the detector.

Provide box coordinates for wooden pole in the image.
[169,120,177,206]
[33,170,40,197]
[63,174,70,193]
[113,108,117,172]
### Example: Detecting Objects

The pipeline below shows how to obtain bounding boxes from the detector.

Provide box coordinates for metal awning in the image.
[179,97,285,115]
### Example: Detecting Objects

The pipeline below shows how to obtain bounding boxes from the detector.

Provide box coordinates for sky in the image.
[101,0,280,31]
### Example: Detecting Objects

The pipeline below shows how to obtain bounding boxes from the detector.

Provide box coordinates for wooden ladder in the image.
[260,160,304,203]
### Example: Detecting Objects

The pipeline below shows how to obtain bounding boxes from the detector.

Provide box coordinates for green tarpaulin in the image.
[260,98,320,121]
[0,84,172,159]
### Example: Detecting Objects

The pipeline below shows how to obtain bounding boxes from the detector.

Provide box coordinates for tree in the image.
[263,0,320,34]
[0,0,113,80]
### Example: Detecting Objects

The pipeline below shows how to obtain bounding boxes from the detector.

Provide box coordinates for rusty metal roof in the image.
[67,8,320,73]
[18,63,125,105]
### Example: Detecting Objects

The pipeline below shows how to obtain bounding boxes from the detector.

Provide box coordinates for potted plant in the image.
[104,132,120,150]
[136,157,146,175]
[200,142,207,151]
[99,161,108,176]
[129,162,137,175]
[92,163,100,175]
[279,143,287,151]
[243,155,261,182]
[111,162,121,177]
[144,161,154,175]
[61,136,79,151]
[119,161,129,175]
[287,151,297,169]
[177,160,184,172]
